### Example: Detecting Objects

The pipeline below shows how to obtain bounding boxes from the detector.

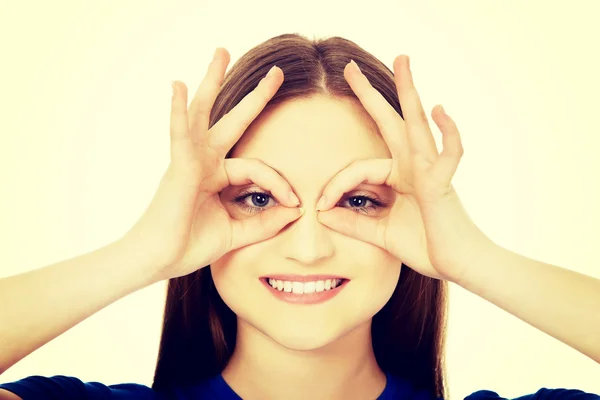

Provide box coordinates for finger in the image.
[188,48,231,144]
[429,106,464,187]
[208,65,283,153]
[229,206,303,251]
[316,159,393,211]
[343,60,409,164]
[317,207,386,250]
[170,81,189,142]
[393,55,439,163]
[223,158,300,207]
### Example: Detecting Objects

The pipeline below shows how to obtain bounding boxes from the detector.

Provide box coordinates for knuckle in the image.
[190,102,210,120]
[226,107,251,130]
[245,157,261,170]
[194,104,211,120]
[244,159,264,180]
[419,108,429,123]
[350,159,366,170]
[239,113,254,129]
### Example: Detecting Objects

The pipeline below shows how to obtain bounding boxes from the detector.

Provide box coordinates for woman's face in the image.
[213,94,402,351]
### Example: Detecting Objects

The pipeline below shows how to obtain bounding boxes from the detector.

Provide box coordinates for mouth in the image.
[260,276,349,294]
[259,277,350,305]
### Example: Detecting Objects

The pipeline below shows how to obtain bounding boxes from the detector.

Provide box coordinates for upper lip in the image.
[261,274,349,282]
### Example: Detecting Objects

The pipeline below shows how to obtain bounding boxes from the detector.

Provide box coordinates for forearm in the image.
[0,238,164,374]
[454,241,600,363]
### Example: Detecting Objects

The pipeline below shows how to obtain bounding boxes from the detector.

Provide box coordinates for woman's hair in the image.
[151,33,449,399]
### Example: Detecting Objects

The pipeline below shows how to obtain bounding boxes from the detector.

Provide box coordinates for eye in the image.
[231,189,278,214]
[231,189,387,215]
[337,194,386,215]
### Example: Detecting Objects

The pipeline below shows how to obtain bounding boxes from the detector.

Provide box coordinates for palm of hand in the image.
[381,191,432,277]
[383,154,458,280]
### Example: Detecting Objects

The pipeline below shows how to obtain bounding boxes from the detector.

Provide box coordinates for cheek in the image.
[210,251,249,303]
[338,260,401,323]
[210,248,267,324]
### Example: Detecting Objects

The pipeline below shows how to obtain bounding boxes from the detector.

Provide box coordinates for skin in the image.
[213,95,401,400]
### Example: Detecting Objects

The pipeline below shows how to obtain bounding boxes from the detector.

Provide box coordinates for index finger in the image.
[208,65,283,153]
[343,60,409,162]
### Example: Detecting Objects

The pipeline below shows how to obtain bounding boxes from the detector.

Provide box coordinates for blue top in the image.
[0,372,598,399]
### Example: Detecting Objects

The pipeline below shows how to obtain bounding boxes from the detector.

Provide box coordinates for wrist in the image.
[112,236,171,286]
[446,233,498,286]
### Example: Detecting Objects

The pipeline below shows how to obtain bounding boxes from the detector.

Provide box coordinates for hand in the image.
[122,48,302,281]
[315,57,492,282]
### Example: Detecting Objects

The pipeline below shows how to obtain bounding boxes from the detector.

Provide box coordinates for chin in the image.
[258,322,348,351]
[235,309,373,353]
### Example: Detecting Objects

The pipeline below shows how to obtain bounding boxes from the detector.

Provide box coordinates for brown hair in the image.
[151,33,448,399]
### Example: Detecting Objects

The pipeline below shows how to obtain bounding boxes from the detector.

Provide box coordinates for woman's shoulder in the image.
[380,373,598,400]
[0,375,161,399]
[384,373,599,400]
[0,374,236,400]
[465,388,600,399]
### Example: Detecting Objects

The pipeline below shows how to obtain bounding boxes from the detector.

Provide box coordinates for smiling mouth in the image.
[260,277,349,295]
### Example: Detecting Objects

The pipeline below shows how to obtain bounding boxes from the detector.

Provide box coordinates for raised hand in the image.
[315,57,491,282]
[122,48,302,281]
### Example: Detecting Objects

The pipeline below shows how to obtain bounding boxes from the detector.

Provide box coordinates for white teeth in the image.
[292,282,303,294]
[315,280,325,292]
[267,278,343,294]
[304,281,316,293]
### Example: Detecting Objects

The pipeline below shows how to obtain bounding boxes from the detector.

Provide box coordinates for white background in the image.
[1,0,599,398]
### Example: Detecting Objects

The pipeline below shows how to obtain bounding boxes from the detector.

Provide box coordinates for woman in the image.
[0,33,598,399]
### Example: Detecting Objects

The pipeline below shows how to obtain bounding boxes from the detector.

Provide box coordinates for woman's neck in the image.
[221,318,387,400]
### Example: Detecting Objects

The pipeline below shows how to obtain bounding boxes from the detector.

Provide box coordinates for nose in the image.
[279,205,335,265]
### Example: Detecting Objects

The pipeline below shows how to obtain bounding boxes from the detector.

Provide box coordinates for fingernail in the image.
[171,81,177,95]
[267,65,278,78]
[298,207,305,216]
[406,56,411,69]
[439,105,446,116]
[316,196,327,211]
[212,48,219,61]
[350,59,361,74]
[289,192,300,205]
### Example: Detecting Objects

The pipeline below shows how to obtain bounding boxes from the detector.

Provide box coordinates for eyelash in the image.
[231,189,387,215]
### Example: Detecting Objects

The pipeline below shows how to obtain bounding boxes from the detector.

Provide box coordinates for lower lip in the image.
[260,278,349,305]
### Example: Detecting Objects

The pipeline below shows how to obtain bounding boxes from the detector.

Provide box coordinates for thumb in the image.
[317,208,383,248]
[229,206,304,251]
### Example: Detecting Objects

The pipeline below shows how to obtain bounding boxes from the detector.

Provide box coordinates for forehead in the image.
[229,95,391,185]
